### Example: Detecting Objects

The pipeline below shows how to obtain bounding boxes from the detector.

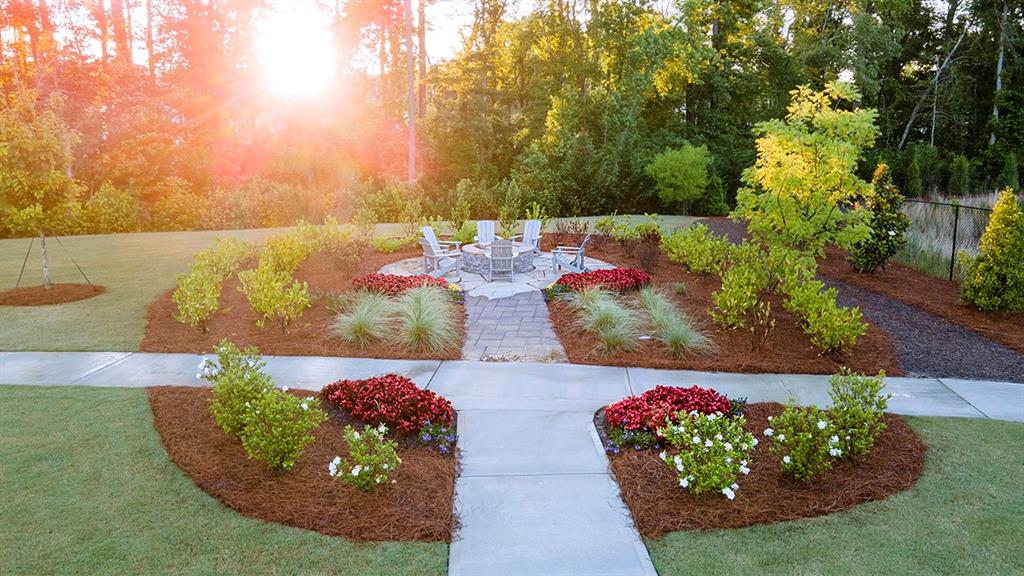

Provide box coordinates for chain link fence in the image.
[896,198,995,281]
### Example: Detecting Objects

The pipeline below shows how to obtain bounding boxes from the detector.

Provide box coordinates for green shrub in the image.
[261,229,318,273]
[948,154,971,197]
[150,178,203,231]
[661,223,731,274]
[237,264,311,329]
[905,151,922,197]
[645,143,711,210]
[764,403,842,482]
[961,189,1024,312]
[390,286,460,353]
[240,389,327,470]
[372,236,418,254]
[331,290,396,347]
[710,243,768,328]
[172,269,221,330]
[203,340,275,438]
[659,411,756,499]
[698,173,730,216]
[637,287,712,356]
[194,237,257,278]
[84,182,142,233]
[320,218,367,274]
[783,279,867,352]
[451,221,477,245]
[829,368,890,459]
[849,164,911,273]
[994,152,1019,192]
[331,424,401,491]
[448,183,472,234]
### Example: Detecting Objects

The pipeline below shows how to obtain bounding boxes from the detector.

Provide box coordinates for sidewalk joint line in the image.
[935,378,991,419]
[424,360,444,391]
[68,352,136,385]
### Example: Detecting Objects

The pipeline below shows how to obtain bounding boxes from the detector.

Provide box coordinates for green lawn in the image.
[648,416,1024,576]
[0,385,447,576]
[0,216,698,352]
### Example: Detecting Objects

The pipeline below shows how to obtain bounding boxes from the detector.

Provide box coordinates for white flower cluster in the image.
[195,357,220,381]
[329,424,400,488]
[659,411,755,500]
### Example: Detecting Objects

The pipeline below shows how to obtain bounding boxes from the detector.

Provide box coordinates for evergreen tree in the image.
[905,152,922,197]
[849,164,912,272]
[961,189,1024,312]
[948,154,971,197]
[994,152,1019,192]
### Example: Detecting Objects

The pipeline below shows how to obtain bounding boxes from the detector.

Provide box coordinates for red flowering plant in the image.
[549,268,651,298]
[322,374,455,434]
[352,273,448,296]
[602,385,741,453]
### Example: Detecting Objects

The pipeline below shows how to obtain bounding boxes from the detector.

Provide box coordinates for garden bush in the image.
[659,411,755,499]
[849,164,911,273]
[331,290,396,346]
[149,177,202,231]
[240,389,327,470]
[371,235,418,253]
[83,182,142,233]
[352,273,448,295]
[330,424,401,491]
[194,237,256,278]
[605,385,732,435]
[645,143,711,211]
[829,368,890,459]
[661,223,731,274]
[555,268,651,293]
[237,264,311,329]
[710,243,768,328]
[320,220,368,274]
[261,228,318,273]
[783,279,867,352]
[390,286,460,353]
[172,270,221,330]
[764,403,842,482]
[201,340,275,438]
[961,189,1024,312]
[322,373,455,433]
[637,287,712,357]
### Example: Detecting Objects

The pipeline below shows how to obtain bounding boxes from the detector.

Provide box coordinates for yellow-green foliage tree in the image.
[0,91,82,288]
[961,189,1024,312]
[734,82,879,256]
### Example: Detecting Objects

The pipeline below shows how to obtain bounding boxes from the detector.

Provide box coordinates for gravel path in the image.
[825,277,1024,383]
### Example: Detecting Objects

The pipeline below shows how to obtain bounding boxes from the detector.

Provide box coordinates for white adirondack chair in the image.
[511,219,542,254]
[419,239,462,280]
[475,220,497,245]
[551,233,592,274]
[421,225,461,253]
[488,240,515,282]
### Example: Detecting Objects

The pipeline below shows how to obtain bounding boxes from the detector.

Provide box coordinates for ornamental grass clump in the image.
[202,339,274,438]
[329,424,401,491]
[572,288,643,354]
[764,403,842,482]
[391,286,460,353]
[829,368,890,459]
[659,411,756,499]
[331,290,396,347]
[240,389,327,470]
[637,287,713,357]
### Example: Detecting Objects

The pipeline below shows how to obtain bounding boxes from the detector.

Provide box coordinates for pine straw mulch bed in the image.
[141,246,466,359]
[0,283,105,306]
[149,385,458,542]
[818,247,1024,354]
[596,402,926,539]
[542,235,903,375]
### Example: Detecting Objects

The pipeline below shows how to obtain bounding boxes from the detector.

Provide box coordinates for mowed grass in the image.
[0,229,282,351]
[647,416,1024,576]
[0,385,447,576]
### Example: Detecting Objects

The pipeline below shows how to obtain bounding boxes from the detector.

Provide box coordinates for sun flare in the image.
[255,4,336,99]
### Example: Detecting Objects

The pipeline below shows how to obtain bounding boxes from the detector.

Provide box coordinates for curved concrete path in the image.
[2,352,1021,576]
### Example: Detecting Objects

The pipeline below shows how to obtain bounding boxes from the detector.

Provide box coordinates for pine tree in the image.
[961,189,1024,312]
[948,154,970,197]
[905,152,922,197]
[849,164,912,272]
[994,152,1019,192]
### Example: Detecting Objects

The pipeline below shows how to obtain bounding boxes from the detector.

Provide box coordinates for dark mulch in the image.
[148,386,458,542]
[141,247,466,359]
[0,283,105,306]
[827,277,1024,383]
[701,216,749,244]
[598,402,927,539]
[543,235,903,376]
[819,248,1024,354]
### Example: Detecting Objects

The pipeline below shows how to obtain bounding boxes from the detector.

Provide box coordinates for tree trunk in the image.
[418,0,427,114]
[145,0,154,79]
[898,23,966,150]
[39,231,51,289]
[990,1,1007,146]
[405,0,416,183]
[96,0,109,65]
[110,0,130,64]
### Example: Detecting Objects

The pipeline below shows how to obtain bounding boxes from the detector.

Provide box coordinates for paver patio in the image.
[2,351,1021,576]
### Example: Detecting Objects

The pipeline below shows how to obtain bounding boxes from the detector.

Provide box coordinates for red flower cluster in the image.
[352,273,448,295]
[555,268,651,293]
[605,385,731,432]
[322,374,455,432]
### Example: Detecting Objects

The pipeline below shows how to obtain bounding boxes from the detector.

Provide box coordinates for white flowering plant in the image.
[331,424,401,492]
[764,403,841,482]
[204,339,274,438]
[658,411,756,500]
[828,368,890,460]
[240,389,327,470]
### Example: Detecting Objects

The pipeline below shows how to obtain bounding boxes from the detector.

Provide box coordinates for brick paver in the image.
[461,290,566,362]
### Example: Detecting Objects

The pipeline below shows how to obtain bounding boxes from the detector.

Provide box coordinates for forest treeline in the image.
[0,0,1021,236]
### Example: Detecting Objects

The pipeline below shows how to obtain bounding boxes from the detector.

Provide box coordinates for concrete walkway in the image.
[2,352,1022,576]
